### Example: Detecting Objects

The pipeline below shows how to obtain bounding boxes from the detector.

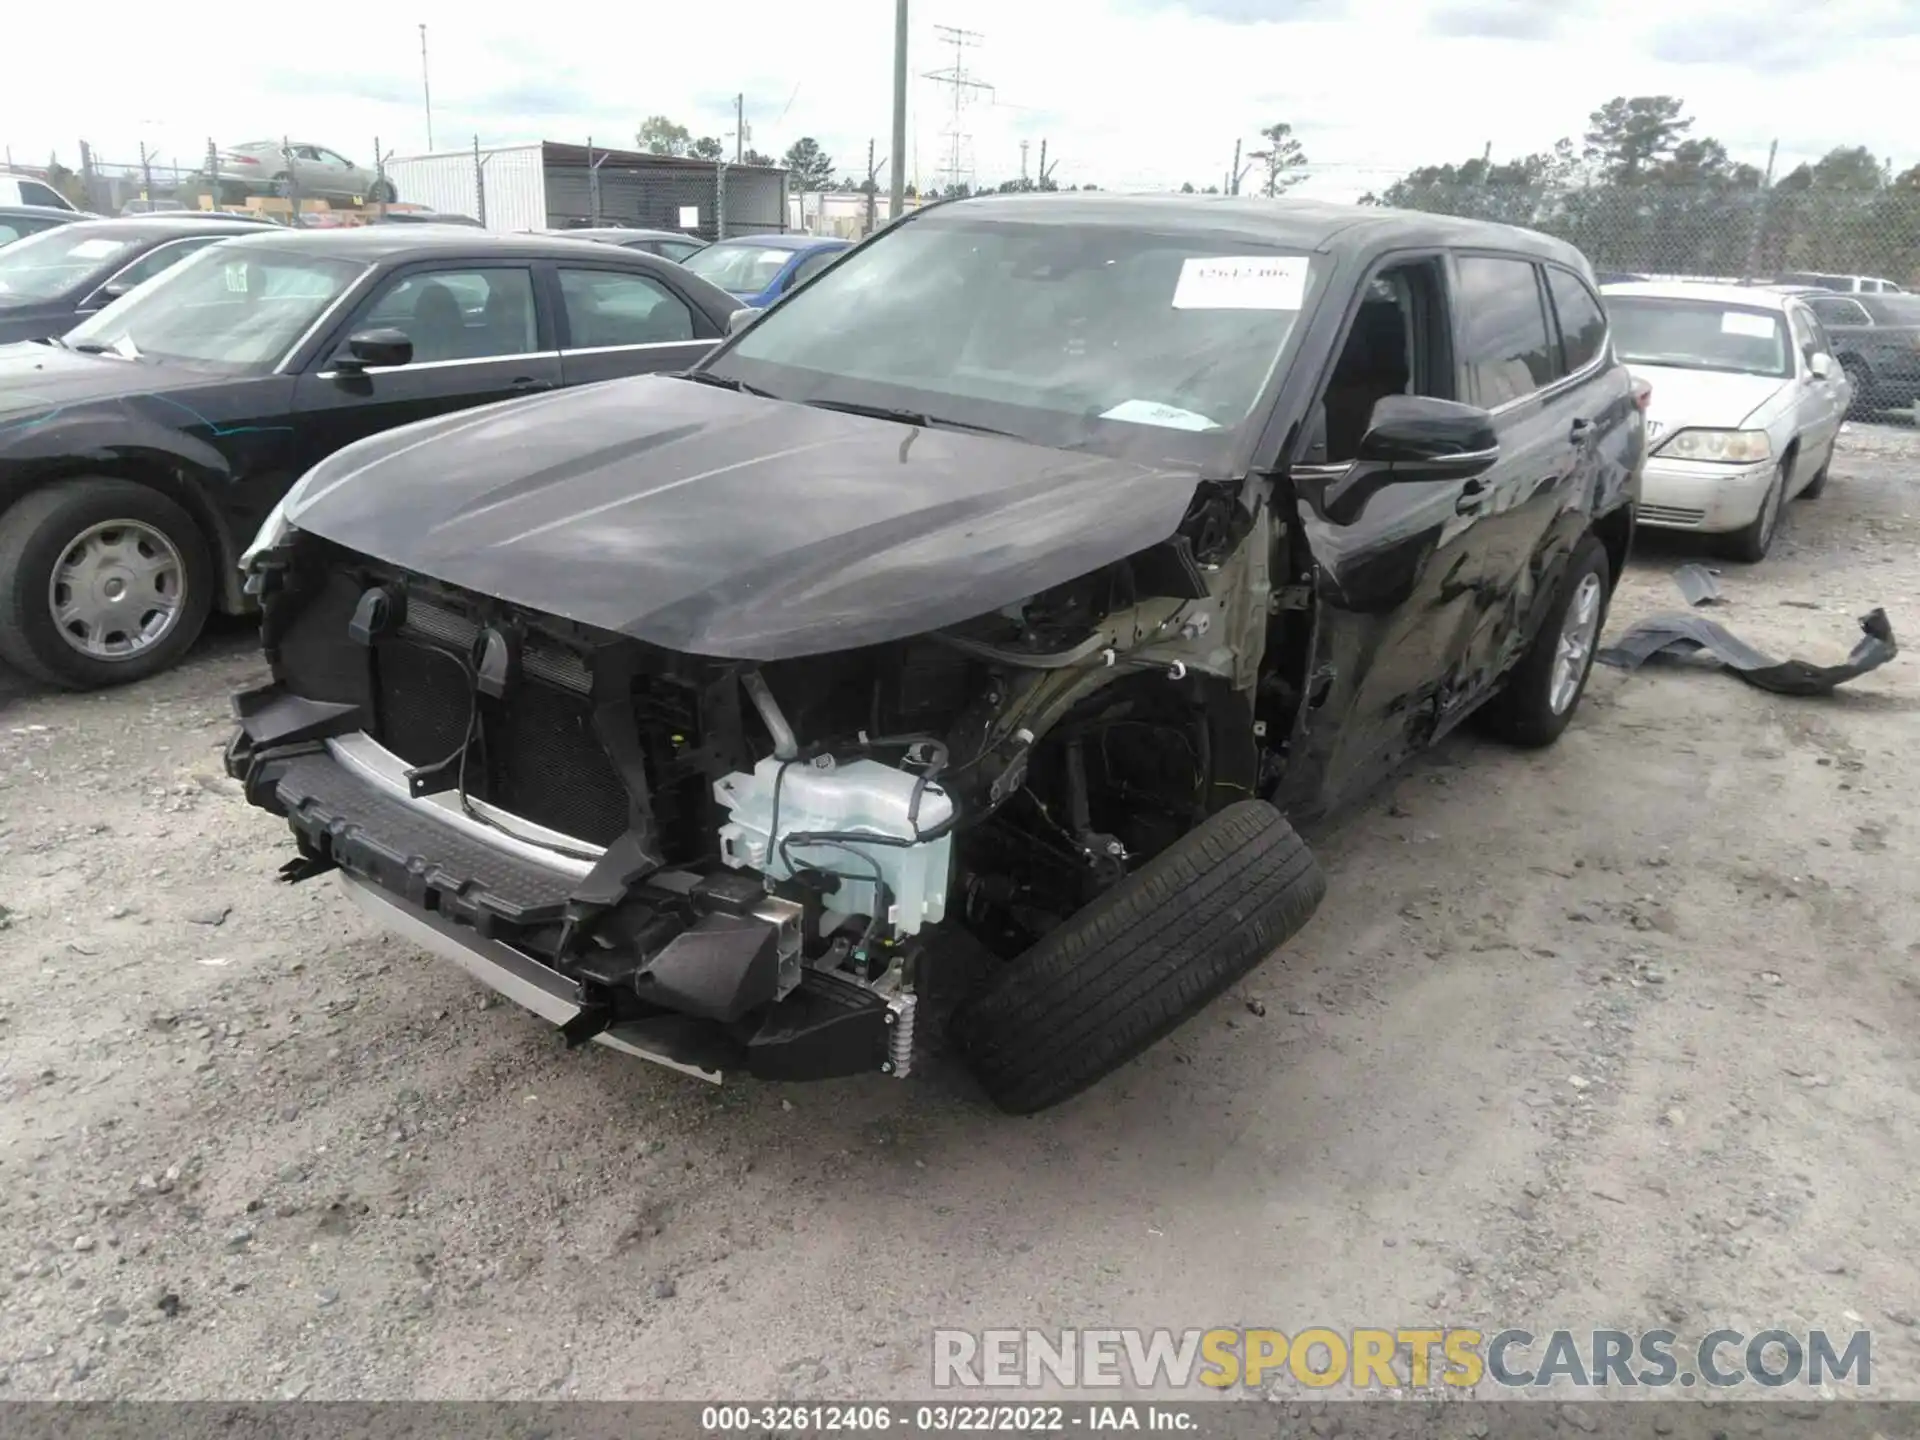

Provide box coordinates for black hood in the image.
[287,374,1205,660]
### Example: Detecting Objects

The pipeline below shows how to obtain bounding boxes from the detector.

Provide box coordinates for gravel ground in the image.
[0,422,1916,1402]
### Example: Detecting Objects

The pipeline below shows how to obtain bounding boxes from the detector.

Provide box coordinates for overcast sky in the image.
[7,0,1916,200]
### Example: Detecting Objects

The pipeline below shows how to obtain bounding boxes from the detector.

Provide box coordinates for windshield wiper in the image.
[67,341,116,355]
[799,398,1017,438]
[679,370,779,399]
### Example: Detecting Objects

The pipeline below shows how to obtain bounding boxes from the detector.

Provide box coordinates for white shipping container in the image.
[383,143,546,231]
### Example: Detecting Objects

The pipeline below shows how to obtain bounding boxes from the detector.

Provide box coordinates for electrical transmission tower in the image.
[921,24,992,191]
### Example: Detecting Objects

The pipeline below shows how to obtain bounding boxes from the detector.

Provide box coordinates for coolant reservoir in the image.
[714,757,955,936]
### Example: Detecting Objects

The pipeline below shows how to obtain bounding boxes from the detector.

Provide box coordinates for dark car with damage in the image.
[225,194,1643,1113]
[0,227,745,688]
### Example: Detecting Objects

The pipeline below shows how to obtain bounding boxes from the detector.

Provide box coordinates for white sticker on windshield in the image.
[1172,255,1308,311]
[1720,310,1775,338]
[224,263,249,294]
[1099,399,1221,431]
[68,238,127,260]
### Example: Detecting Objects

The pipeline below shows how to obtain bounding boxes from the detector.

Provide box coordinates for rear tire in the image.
[950,799,1325,1115]
[369,178,397,204]
[1475,535,1610,749]
[0,479,213,690]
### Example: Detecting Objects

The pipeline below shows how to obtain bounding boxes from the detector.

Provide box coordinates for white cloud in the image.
[5,0,1916,202]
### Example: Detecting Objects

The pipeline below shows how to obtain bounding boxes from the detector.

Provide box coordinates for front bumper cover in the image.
[224,682,900,1082]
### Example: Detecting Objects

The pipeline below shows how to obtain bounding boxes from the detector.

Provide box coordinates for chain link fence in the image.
[1359,180,1920,284]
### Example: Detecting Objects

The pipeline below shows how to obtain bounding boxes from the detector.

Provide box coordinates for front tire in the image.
[950,799,1325,1115]
[1798,440,1833,500]
[1725,459,1786,564]
[1841,359,1873,418]
[1475,534,1610,749]
[0,479,213,690]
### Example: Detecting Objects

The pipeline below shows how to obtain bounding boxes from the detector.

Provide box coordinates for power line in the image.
[921,24,992,191]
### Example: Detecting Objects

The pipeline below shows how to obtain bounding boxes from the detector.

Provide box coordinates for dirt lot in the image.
[1,422,1916,1402]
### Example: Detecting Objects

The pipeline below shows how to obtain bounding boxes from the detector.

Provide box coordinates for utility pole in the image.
[922,24,992,193]
[1019,139,1029,185]
[735,93,745,164]
[889,0,908,218]
[1230,139,1241,196]
[1743,138,1779,282]
[419,24,434,150]
[1038,138,1048,190]
[866,137,878,234]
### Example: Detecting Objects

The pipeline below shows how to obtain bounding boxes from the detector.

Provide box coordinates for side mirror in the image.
[1808,353,1834,380]
[726,307,759,336]
[1355,394,1500,479]
[335,327,413,373]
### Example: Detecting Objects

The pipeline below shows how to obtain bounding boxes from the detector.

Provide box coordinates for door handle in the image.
[1455,476,1491,514]
[1569,417,1596,444]
[509,377,554,393]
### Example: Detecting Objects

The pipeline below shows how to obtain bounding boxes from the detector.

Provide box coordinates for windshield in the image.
[65,246,367,372]
[703,215,1319,462]
[0,227,141,304]
[1607,298,1791,378]
[1864,295,1920,325]
[682,243,798,294]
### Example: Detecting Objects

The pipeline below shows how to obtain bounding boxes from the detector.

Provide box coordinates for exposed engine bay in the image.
[225,484,1304,1085]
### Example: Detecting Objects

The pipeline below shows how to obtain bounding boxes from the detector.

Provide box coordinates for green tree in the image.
[1179,181,1195,193]
[742,149,776,168]
[689,136,725,161]
[781,137,835,190]
[1248,122,1307,197]
[1583,96,1692,183]
[637,115,692,157]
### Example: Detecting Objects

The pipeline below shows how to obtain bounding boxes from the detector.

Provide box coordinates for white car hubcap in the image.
[49,519,186,660]
[1550,572,1603,715]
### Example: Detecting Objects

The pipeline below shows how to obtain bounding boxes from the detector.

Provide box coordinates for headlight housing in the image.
[1653,427,1772,463]
[237,470,320,575]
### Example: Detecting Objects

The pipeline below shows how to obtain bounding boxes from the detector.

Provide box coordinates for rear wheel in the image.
[368,178,397,204]
[950,799,1325,1114]
[0,479,213,690]
[1476,535,1610,749]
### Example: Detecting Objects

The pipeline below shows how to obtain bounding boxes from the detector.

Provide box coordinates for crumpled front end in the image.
[225,540,935,1083]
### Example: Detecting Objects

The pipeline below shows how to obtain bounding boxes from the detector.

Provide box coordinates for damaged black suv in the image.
[226,194,1640,1113]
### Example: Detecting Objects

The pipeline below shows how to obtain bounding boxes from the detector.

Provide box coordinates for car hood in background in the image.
[285,375,1204,661]
[0,303,85,348]
[1626,363,1790,435]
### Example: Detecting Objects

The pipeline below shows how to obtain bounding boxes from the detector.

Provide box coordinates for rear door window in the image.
[1544,267,1607,377]
[1454,255,1556,407]
[1807,296,1870,328]
[558,268,695,348]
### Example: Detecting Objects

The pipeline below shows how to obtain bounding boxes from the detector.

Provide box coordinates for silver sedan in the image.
[210,142,396,204]
[1601,280,1851,562]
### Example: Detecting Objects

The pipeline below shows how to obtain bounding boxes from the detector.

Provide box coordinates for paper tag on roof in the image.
[1172,255,1308,311]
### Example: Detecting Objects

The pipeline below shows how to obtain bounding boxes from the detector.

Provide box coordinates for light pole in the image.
[420,24,434,150]
[889,0,908,218]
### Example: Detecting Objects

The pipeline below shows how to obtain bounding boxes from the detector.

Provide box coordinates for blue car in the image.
[680,233,851,308]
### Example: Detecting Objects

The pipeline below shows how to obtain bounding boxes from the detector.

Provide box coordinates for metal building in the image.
[382,141,789,239]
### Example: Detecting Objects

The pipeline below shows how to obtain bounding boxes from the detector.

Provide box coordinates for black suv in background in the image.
[1788,289,1920,415]
[228,195,1641,1113]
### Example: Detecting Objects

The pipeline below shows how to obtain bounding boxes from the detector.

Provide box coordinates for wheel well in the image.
[0,461,244,614]
[1592,504,1633,594]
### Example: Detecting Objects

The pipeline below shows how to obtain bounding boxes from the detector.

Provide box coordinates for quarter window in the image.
[1545,267,1607,376]
[1455,256,1556,407]
[558,268,694,348]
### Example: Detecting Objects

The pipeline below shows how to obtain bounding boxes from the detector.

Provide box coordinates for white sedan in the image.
[1601,281,1851,562]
